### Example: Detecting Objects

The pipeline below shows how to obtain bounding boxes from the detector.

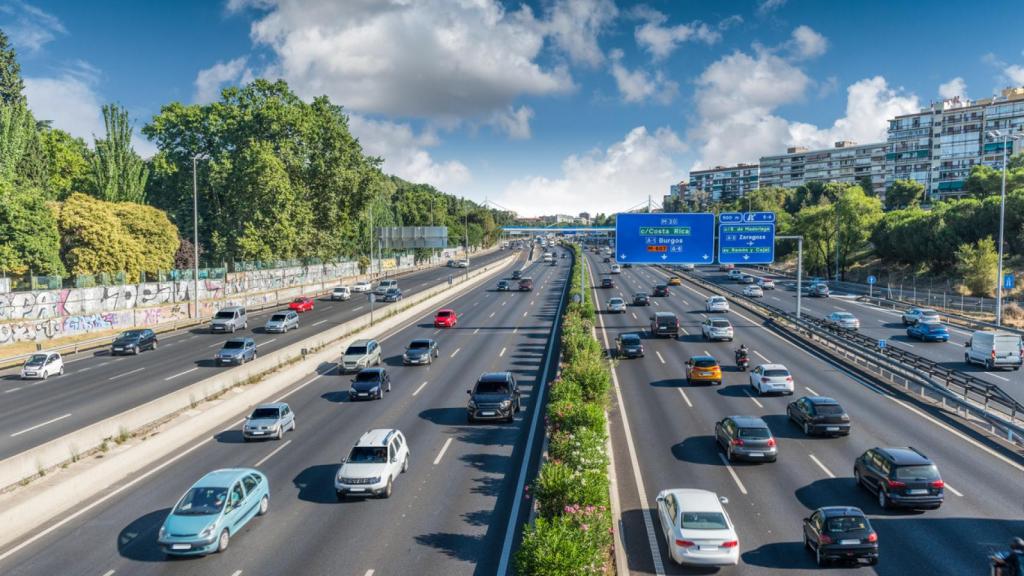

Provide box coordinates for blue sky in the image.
[4,0,1024,216]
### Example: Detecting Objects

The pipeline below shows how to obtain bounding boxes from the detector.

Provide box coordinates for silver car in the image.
[243,402,295,441]
[902,307,940,326]
[825,311,860,330]
[701,318,734,341]
[331,286,351,301]
[210,306,247,333]
[264,311,299,333]
[607,297,626,313]
[341,339,382,373]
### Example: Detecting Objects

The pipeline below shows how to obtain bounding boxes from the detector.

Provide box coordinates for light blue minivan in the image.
[158,468,269,556]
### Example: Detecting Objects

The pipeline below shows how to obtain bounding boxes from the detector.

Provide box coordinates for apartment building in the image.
[687,163,759,202]
[759,141,888,196]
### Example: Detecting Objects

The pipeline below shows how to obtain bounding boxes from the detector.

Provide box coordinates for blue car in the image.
[907,322,949,342]
[158,468,269,556]
[215,337,257,366]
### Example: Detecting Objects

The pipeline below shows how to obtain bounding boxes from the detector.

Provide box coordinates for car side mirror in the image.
[719,496,729,505]
[391,456,397,463]
[466,389,472,394]
[655,495,664,502]
[964,340,970,347]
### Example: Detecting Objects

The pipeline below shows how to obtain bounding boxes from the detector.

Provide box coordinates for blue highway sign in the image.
[615,213,715,264]
[719,211,776,224]
[1005,274,1015,290]
[867,275,877,285]
[718,212,776,264]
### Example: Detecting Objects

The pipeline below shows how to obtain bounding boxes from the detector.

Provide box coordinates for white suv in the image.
[705,296,730,313]
[335,429,410,500]
[701,318,734,342]
[749,364,794,395]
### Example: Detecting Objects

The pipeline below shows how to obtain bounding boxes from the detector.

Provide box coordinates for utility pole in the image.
[191,154,202,320]
[987,129,1022,325]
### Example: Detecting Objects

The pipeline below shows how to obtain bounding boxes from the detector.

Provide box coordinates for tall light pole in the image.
[191,154,204,319]
[987,129,1023,325]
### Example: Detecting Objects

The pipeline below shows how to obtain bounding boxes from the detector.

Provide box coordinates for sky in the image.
[4,0,1024,217]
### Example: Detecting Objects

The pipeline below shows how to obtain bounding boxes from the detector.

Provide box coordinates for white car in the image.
[656,488,739,566]
[705,296,730,313]
[334,429,409,499]
[901,307,940,326]
[743,285,764,298]
[352,280,373,293]
[456,260,470,268]
[728,270,744,281]
[749,364,794,395]
[825,311,860,330]
[610,264,621,274]
[20,352,64,380]
[607,297,626,313]
[331,286,351,301]
[680,263,695,271]
[756,277,775,290]
[701,318,734,341]
[740,274,756,284]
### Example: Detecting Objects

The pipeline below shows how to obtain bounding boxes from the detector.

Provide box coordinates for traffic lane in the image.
[0,253,557,576]
[0,250,518,458]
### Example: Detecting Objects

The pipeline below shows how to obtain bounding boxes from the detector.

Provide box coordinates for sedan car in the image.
[657,489,739,566]
[215,338,257,366]
[243,402,295,441]
[331,286,351,301]
[742,285,763,298]
[158,468,269,555]
[111,329,158,355]
[749,364,794,395]
[512,270,523,280]
[289,297,314,313]
[20,352,64,380]
[601,278,615,289]
[607,297,626,313]
[403,339,439,365]
[705,296,730,313]
[381,287,403,302]
[854,447,944,510]
[497,280,511,291]
[616,333,644,358]
[902,307,941,326]
[716,415,777,462]
[740,274,756,284]
[352,280,373,293]
[787,396,850,436]
[349,368,391,400]
[907,322,950,342]
[757,277,775,289]
[728,270,744,281]
[685,356,722,386]
[434,308,458,328]
[825,311,860,330]
[652,284,670,297]
[701,318,734,342]
[803,507,878,567]
[264,311,299,333]
[805,282,830,297]
[668,277,683,286]
[633,292,650,306]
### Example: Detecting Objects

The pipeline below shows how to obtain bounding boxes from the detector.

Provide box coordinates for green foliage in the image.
[561,353,609,404]
[955,237,998,296]
[547,400,605,435]
[0,188,64,275]
[0,102,35,185]
[533,462,610,519]
[548,427,609,475]
[791,183,881,277]
[0,30,24,105]
[111,202,180,273]
[38,128,90,200]
[88,104,149,203]
[964,158,1024,199]
[515,509,612,576]
[885,179,924,210]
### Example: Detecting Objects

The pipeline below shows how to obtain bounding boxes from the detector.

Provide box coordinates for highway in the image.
[588,253,1024,575]
[699,266,1024,405]
[0,250,510,460]
[0,247,568,576]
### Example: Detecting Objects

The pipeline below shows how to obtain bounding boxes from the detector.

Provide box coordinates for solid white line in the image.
[256,338,277,347]
[808,454,835,478]
[412,381,428,396]
[450,347,461,358]
[312,319,328,326]
[254,440,292,468]
[164,367,199,381]
[9,413,72,437]
[754,350,771,363]
[805,386,819,396]
[655,351,666,364]
[745,390,764,408]
[987,373,1010,382]
[101,570,115,576]
[353,306,364,311]
[944,482,964,497]
[678,388,693,408]
[897,340,915,348]
[433,437,453,465]
[717,453,748,495]
[108,367,145,381]
[499,347,506,357]
[207,341,223,348]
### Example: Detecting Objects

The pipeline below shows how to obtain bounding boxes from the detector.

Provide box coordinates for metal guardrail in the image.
[854,294,1024,337]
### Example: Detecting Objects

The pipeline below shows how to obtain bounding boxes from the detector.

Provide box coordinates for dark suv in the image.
[652,284,670,297]
[803,506,878,567]
[649,312,679,338]
[715,415,778,462]
[615,333,644,358]
[854,447,944,510]
[633,292,650,306]
[467,372,520,423]
[786,396,851,436]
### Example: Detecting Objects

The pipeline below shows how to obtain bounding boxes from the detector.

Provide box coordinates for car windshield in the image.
[408,340,430,350]
[835,313,854,320]
[215,311,235,319]
[355,371,381,382]
[635,293,647,298]
[346,346,367,355]
[270,314,287,321]
[655,285,667,290]
[693,359,717,368]
[222,341,245,349]
[764,369,790,377]
[610,299,623,305]
[621,336,640,345]
[813,404,845,415]
[826,515,868,533]
[680,512,729,530]
[174,487,227,515]
[711,321,730,328]
[894,464,940,481]
[710,297,725,303]
[26,354,47,365]
[738,427,771,439]
[293,298,304,303]
[250,408,280,419]
[348,446,387,464]
[119,330,145,339]
[475,380,510,394]
[919,310,937,316]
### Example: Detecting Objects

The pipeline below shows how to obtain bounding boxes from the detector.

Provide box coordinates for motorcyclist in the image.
[735,344,749,363]
[1006,538,1024,576]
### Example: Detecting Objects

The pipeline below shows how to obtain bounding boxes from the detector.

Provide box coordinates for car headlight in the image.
[158,526,167,540]
[370,476,382,484]
[500,400,512,408]
[468,400,476,409]
[199,523,216,539]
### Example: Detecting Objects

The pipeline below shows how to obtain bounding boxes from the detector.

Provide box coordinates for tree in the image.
[955,237,998,296]
[885,179,924,210]
[0,188,65,275]
[111,201,180,274]
[38,128,90,199]
[0,102,35,186]
[57,193,144,277]
[835,185,883,277]
[964,158,1024,199]
[88,104,149,203]
[857,175,876,197]
[0,30,24,105]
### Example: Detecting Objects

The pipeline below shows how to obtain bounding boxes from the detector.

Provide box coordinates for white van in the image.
[964,330,1023,370]
[375,279,399,295]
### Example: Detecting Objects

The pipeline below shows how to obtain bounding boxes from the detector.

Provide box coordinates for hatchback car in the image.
[740,274,756,284]
[668,277,683,286]
[805,283,830,297]
[264,311,299,333]
[607,297,626,313]
[650,312,680,338]
[335,429,409,499]
[803,507,878,567]
[902,307,940,326]
[728,270,744,281]
[349,368,392,400]
[616,333,645,358]
[601,278,615,289]
[381,287,403,302]
[512,270,523,280]
[403,339,439,365]
[20,352,64,380]
[749,364,794,395]
[158,468,269,555]
[657,488,739,566]
[854,447,944,510]
[289,297,314,313]
[705,296,730,313]
[243,402,295,441]
[743,285,764,298]
[701,318,734,342]
[518,278,534,291]
[787,396,851,436]
[757,277,775,290]
[633,292,650,306]
[215,338,257,366]
[467,372,521,423]
[716,415,777,462]
[685,356,722,386]
[653,284,671,297]
[497,280,511,291]
[610,264,621,274]
[352,280,373,293]
[434,308,458,328]
[331,286,351,301]
[341,339,382,373]
[111,329,158,355]
[825,311,860,330]
[907,322,949,342]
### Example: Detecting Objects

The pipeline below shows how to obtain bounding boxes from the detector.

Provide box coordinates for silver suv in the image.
[335,429,410,499]
[341,339,382,373]
[211,306,247,333]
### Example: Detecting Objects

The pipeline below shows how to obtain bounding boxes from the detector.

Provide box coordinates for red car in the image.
[289,297,314,313]
[434,309,458,328]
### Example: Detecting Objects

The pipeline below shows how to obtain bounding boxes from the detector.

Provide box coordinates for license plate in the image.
[171,544,190,550]
[826,426,839,431]
[480,411,495,416]
[25,372,36,376]
[251,431,264,435]
[840,539,860,545]
[701,372,712,376]
[698,545,717,551]
[358,393,368,397]
[749,452,764,457]
[907,489,928,495]
[349,488,365,492]
[114,347,123,351]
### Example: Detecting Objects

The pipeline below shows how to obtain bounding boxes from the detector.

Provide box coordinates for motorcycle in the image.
[735,352,750,371]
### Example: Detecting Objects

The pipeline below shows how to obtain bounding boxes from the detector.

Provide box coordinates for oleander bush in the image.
[515,507,612,576]
[547,400,605,435]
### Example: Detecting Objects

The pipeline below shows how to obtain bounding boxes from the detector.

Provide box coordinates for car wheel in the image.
[803,421,810,436]
[276,427,283,440]
[290,420,296,432]
[964,353,971,364]
[42,371,48,380]
[804,534,812,551]
[59,366,65,376]
[868,557,879,566]
[152,340,158,350]
[133,346,140,355]
[382,477,393,499]
[726,445,735,462]
[815,543,827,566]
[230,325,236,334]
[257,495,269,516]
[402,455,409,473]
[335,492,346,502]
[854,469,863,487]
[878,489,890,510]
[217,529,230,553]
[253,351,258,360]
[467,414,474,424]
[986,359,994,370]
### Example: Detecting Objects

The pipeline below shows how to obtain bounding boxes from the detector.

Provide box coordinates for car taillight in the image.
[721,540,738,548]
[675,540,695,548]
[931,479,945,489]
[785,376,793,382]
[730,438,744,446]
[886,479,906,489]
[766,438,776,447]
[866,532,878,543]
[819,534,833,545]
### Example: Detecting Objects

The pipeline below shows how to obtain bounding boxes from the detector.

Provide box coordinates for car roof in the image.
[818,506,866,518]
[804,396,840,406]
[729,415,769,428]
[478,371,512,382]
[437,308,455,313]
[654,311,677,318]
[409,338,434,344]
[876,447,931,465]
[664,488,725,511]
[195,468,259,487]
[356,428,402,447]
[349,339,372,346]
[708,295,726,300]
[689,355,717,362]
[254,402,289,410]
[221,306,244,312]
[619,332,641,340]
[224,337,251,344]
[356,367,385,376]
[759,363,788,371]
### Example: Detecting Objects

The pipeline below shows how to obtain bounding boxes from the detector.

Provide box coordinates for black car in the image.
[652,284,670,297]
[111,329,158,355]
[616,333,644,358]
[854,447,944,510]
[497,280,511,291]
[403,339,439,365]
[633,292,650,306]
[603,257,611,263]
[649,312,679,338]
[512,270,523,280]
[467,372,520,423]
[787,396,851,436]
[601,278,615,289]
[803,506,878,567]
[621,263,632,268]
[715,415,778,462]
[349,368,391,400]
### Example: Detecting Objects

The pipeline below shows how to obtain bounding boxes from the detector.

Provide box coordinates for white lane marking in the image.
[680,327,689,335]
[101,571,115,576]
[412,381,428,396]
[365,570,376,576]
[489,312,496,318]
[530,300,535,306]
[808,454,835,478]
[4,387,21,394]
[502,300,507,306]
[499,347,507,357]
[987,372,1010,382]
[699,312,707,318]
[353,306,364,311]
[653,300,660,306]
[433,437,453,465]
[108,367,145,381]
[77,366,94,373]
[256,338,277,347]
[432,329,441,335]
[754,350,771,363]
[230,571,242,576]
[207,341,223,348]
[164,367,199,381]
[897,340,915,348]
[678,388,693,408]
[522,311,528,317]
[944,482,964,497]
[631,312,637,320]
[450,347,461,358]
[703,349,711,356]
[655,351,666,364]
[312,319,328,327]
[771,296,781,301]
[254,440,292,468]
[681,299,688,306]
[745,390,764,408]
[717,453,748,495]
[513,327,519,334]
[473,328,480,335]
[805,386,819,396]
[10,413,72,437]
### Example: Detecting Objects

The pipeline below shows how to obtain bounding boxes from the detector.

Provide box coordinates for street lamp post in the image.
[191,154,203,319]
[987,130,1022,326]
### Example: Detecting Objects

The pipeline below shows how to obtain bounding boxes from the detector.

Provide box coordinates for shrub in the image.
[533,462,610,519]
[548,427,608,474]
[516,506,612,576]
[548,377,584,404]
[561,354,610,403]
[547,400,605,435]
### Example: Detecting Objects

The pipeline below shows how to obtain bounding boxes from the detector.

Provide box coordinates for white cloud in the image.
[938,77,967,100]
[758,0,787,14]
[346,115,471,192]
[789,25,827,59]
[194,57,250,104]
[489,105,534,140]
[496,126,686,216]
[609,49,678,104]
[543,0,618,67]
[632,8,720,61]
[0,0,66,52]
[1005,65,1024,86]
[24,72,103,141]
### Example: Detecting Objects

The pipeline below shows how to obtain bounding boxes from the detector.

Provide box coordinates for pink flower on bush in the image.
[581,523,590,531]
